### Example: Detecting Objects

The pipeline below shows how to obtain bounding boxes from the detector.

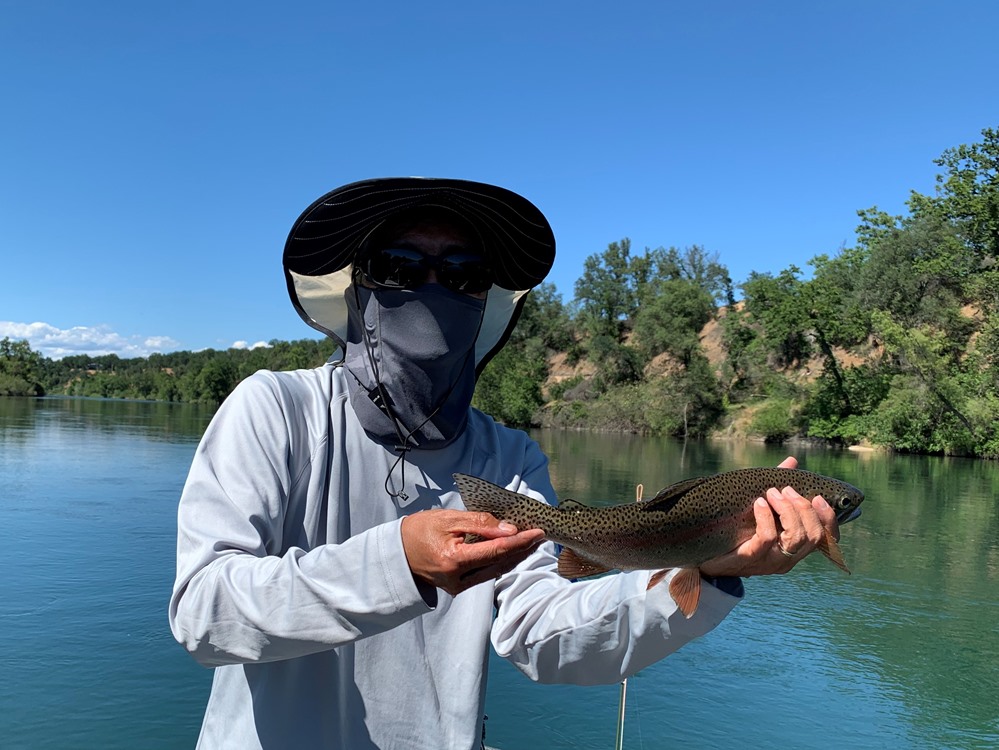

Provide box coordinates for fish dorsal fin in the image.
[557,547,612,579]
[558,498,587,511]
[641,476,711,513]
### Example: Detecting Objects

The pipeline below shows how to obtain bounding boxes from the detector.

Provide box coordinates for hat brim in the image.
[284,177,555,290]
[282,177,555,371]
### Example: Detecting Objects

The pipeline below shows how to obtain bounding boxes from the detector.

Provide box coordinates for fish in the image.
[453,468,864,618]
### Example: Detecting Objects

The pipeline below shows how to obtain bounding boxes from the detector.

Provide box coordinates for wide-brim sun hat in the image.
[283,177,557,372]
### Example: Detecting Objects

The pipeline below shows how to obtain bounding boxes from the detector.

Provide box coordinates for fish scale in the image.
[453,468,864,618]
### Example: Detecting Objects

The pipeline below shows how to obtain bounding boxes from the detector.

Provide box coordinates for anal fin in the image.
[667,567,702,619]
[818,529,851,574]
[647,569,670,590]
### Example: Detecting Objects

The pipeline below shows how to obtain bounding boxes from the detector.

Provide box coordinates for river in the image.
[1,397,997,749]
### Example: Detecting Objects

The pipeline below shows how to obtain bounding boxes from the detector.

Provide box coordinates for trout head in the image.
[827,482,865,524]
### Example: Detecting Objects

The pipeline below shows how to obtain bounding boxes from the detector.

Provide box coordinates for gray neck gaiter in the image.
[343,283,485,451]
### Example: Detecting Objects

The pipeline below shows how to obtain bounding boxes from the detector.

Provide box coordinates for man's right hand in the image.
[401,510,546,596]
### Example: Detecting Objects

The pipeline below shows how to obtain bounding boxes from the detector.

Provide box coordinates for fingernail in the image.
[498,521,517,533]
[755,498,767,508]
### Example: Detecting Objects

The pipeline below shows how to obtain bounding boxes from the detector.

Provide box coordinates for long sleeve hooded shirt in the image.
[169,365,741,749]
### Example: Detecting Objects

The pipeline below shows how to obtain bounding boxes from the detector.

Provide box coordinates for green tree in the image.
[640,245,734,307]
[803,363,892,444]
[473,284,571,426]
[740,266,813,368]
[573,238,638,342]
[750,399,795,443]
[909,126,999,261]
[869,311,984,454]
[0,338,45,396]
[588,334,644,391]
[473,338,547,427]
[193,357,240,405]
[717,303,764,401]
[511,283,573,351]
[631,353,723,437]
[632,278,714,364]
[855,215,974,331]
[807,250,870,348]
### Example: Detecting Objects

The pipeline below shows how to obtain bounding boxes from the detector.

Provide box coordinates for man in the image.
[170,177,837,749]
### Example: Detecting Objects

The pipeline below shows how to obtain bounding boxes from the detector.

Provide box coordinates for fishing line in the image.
[634,683,646,750]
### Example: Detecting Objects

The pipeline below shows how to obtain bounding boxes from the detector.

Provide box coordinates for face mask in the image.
[343,283,485,451]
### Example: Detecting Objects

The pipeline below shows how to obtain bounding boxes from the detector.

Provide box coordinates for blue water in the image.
[1,399,211,748]
[2,398,998,749]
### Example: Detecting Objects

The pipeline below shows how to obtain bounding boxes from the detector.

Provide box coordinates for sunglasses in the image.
[356,247,494,295]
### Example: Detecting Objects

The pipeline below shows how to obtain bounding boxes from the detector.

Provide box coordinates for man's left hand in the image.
[698,456,840,578]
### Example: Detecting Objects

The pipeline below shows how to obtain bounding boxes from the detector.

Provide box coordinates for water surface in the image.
[1,399,996,748]
[485,431,999,750]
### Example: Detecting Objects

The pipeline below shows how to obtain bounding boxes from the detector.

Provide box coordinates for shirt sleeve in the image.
[168,373,430,667]
[490,447,742,686]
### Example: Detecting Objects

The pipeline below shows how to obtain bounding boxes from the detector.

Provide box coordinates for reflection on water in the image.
[0,397,217,750]
[0,395,216,443]
[484,429,999,750]
[0,401,996,749]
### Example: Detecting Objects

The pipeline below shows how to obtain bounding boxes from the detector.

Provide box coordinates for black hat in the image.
[283,177,557,366]
[284,176,556,291]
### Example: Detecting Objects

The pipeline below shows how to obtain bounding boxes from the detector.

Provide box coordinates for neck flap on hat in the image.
[344,284,485,452]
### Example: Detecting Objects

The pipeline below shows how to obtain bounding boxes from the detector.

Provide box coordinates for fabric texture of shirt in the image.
[169,365,741,749]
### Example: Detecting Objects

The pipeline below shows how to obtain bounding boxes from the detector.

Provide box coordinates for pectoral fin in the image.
[818,529,851,574]
[667,567,702,619]
[557,548,612,579]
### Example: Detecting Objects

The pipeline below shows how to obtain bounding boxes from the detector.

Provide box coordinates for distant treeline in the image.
[0,338,334,405]
[3,127,998,457]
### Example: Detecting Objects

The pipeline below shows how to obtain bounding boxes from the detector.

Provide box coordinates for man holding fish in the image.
[170,178,853,750]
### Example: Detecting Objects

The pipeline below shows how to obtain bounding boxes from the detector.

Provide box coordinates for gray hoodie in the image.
[169,365,739,749]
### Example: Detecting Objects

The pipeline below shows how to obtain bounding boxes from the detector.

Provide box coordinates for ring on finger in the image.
[777,541,795,558]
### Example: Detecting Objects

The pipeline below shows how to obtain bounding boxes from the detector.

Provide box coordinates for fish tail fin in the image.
[818,529,851,574]
[453,473,521,515]
[666,567,702,618]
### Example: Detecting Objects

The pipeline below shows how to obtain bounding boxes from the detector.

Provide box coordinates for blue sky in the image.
[3,1,997,359]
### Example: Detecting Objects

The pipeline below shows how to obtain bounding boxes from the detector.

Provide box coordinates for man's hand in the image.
[401,510,546,596]
[699,456,840,578]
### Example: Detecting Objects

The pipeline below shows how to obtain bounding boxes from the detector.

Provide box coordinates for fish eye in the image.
[837,496,851,508]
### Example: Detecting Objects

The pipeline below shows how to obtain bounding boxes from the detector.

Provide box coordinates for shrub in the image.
[750,400,795,443]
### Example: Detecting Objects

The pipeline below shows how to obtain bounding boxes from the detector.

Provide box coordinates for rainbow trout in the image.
[453,468,864,618]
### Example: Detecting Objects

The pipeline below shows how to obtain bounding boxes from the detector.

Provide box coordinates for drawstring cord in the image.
[351,278,484,503]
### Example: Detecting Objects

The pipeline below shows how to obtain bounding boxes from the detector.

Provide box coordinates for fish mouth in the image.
[837,507,862,525]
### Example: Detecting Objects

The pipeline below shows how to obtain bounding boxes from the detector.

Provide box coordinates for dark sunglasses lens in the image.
[439,255,493,294]
[362,248,493,294]
[365,248,425,288]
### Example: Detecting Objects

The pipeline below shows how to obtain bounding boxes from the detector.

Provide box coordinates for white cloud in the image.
[0,321,181,360]
[144,335,180,351]
[231,340,272,351]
